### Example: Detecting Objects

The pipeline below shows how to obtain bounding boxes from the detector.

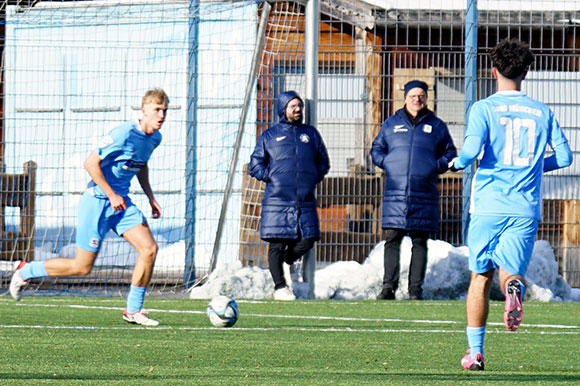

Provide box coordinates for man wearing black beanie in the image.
[371,79,457,300]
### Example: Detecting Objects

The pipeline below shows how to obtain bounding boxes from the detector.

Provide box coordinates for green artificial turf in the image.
[0,297,578,385]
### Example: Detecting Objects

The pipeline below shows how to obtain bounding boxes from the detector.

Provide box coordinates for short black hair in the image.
[490,38,535,79]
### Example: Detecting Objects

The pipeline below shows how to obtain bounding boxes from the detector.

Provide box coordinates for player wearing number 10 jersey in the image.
[449,38,573,371]
[461,85,570,219]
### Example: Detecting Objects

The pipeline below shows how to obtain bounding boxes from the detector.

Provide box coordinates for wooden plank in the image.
[316,175,383,207]
[356,27,384,151]
[318,230,383,263]
[393,67,436,111]
[239,228,384,266]
[0,161,36,262]
[562,200,580,287]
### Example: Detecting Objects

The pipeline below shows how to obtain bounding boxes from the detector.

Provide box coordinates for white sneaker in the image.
[123,310,160,326]
[274,286,296,301]
[9,261,28,301]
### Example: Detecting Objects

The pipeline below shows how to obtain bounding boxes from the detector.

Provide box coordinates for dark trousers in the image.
[267,237,315,290]
[382,228,429,291]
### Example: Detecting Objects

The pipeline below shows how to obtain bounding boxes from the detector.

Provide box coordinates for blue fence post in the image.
[184,0,200,288]
[463,0,478,244]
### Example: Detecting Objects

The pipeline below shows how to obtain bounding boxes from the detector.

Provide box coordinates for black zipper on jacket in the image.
[293,126,300,233]
[405,119,416,217]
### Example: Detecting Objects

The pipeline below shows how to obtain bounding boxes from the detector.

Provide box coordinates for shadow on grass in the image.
[2,371,579,384]
[375,372,580,383]
[0,373,191,382]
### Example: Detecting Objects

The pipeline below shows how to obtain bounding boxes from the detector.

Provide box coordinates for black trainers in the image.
[409,287,423,300]
[377,287,395,300]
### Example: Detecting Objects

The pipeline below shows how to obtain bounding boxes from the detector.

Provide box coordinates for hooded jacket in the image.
[371,107,457,232]
[249,91,330,240]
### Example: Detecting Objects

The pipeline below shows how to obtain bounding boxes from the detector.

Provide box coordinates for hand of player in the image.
[150,199,162,219]
[108,193,127,212]
[448,157,463,172]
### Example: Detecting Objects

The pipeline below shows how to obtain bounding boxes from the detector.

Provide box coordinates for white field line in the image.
[1,301,580,331]
[0,298,569,307]
[235,299,573,308]
[0,324,579,335]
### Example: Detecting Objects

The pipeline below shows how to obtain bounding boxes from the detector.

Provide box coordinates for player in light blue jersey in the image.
[449,39,573,371]
[10,89,170,326]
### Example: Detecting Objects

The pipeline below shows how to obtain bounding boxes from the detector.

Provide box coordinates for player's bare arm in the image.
[137,163,161,219]
[84,150,126,211]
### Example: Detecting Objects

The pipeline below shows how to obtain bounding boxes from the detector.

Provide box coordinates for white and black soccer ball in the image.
[207,295,239,328]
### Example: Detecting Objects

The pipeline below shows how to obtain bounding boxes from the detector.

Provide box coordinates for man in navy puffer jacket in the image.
[250,91,330,300]
[371,80,457,300]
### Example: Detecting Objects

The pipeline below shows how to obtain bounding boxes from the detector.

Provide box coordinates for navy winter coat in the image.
[249,91,330,240]
[371,107,457,232]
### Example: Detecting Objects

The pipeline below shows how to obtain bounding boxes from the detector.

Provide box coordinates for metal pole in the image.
[208,2,272,274]
[463,0,478,244]
[184,0,200,288]
[305,0,319,125]
[303,0,319,299]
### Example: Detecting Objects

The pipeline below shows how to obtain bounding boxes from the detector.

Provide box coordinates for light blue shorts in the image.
[467,215,538,276]
[76,192,147,252]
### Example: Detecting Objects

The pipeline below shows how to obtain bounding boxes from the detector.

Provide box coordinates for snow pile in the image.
[190,238,579,302]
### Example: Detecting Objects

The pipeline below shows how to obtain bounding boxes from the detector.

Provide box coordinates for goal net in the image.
[0,0,284,295]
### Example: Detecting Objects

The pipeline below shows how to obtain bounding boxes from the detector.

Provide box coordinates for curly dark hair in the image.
[490,38,535,79]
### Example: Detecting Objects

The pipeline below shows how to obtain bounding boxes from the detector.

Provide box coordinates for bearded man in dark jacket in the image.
[250,91,330,300]
[371,80,457,300]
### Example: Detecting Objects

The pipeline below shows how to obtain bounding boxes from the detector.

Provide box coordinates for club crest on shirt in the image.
[89,238,100,249]
[122,160,146,171]
[98,135,114,148]
[423,124,432,133]
[300,134,310,143]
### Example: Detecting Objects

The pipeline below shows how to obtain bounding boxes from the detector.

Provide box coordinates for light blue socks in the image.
[126,285,147,313]
[20,261,48,280]
[466,326,486,357]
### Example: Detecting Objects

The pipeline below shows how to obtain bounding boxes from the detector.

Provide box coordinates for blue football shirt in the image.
[88,120,162,198]
[465,91,569,220]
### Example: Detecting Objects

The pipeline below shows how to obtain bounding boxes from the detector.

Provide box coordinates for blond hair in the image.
[142,88,169,107]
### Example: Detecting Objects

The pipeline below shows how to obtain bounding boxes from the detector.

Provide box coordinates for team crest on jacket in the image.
[423,124,432,133]
[300,134,310,143]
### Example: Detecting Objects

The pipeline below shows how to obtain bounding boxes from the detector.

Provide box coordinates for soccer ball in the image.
[207,295,239,328]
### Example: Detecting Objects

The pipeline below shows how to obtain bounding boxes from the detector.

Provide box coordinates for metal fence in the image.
[240,0,580,287]
[0,0,578,294]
